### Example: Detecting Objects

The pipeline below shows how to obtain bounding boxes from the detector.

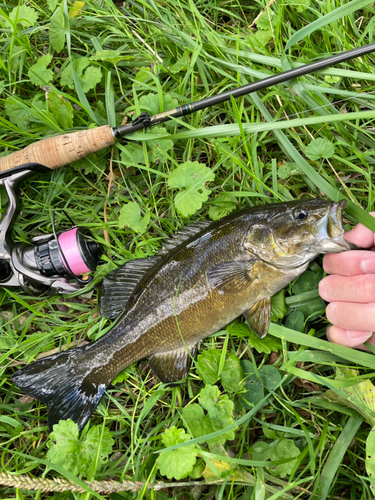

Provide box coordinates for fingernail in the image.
[347,330,373,340]
[360,257,375,273]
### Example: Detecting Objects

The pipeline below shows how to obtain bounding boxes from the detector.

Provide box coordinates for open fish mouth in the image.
[316,200,357,252]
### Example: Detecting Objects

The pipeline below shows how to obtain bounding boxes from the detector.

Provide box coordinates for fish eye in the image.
[293,208,308,220]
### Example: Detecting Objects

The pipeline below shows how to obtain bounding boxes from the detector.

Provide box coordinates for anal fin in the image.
[244,297,271,339]
[149,345,197,383]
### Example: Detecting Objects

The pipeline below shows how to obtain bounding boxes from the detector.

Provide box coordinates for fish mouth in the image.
[315,200,358,252]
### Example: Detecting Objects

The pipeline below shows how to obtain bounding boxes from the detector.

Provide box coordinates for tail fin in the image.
[12,347,107,431]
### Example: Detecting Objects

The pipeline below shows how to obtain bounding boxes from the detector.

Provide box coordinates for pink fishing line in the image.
[58,228,91,276]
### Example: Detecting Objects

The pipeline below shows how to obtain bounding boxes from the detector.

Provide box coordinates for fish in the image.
[12,199,355,431]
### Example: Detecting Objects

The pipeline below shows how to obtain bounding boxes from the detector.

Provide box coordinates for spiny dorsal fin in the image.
[206,260,258,294]
[99,221,211,319]
[159,221,211,255]
[244,297,271,339]
[148,344,197,383]
[99,257,160,319]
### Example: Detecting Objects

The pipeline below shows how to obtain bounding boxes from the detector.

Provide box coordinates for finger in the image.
[322,250,375,276]
[319,274,375,303]
[326,301,375,331]
[326,325,373,348]
[344,211,375,248]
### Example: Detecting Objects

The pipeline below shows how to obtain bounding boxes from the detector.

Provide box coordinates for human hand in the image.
[319,212,375,348]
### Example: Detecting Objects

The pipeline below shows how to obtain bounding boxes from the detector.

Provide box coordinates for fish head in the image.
[244,199,357,268]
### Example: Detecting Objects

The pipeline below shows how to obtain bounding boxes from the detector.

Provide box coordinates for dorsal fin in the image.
[99,221,211,319]
[99,257,160,319]
[159,221,211,255]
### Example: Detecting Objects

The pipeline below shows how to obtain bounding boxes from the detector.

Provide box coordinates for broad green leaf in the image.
[250,440,271,462]
[208,193,237,221]
[135,67,152,83]
[270,439,300,478]
[157,427,198,480]
[227,322,281,354]
[256,10,275,30]
[47,0,59,11]
[5,5,38,29]
[47,420,114,477]
[291,270,325,319]
[324,75,340,84]
[91,50,124,65]
[270,290,286,322]
[220,352,244,393]
[168,161,215,217]
[292,270,322,294]
[199,385,221,412]
[60,58,101,93]
[120,143,145,166]
[49,7,65,53]
[69,1,85,19]
[198,386,235,443]
[246,30,273,53]
[324,367,375,426]
[259,365,281,391]
[169,59,188,74]
[60,57,90,88]
[112,366,134,385]
[48,92,73,129]
[28,54,54,87]
[365,427,375,496]
[240,360,264,408]
[139,93,178,116]
[119,202,150,233]
[71,152,107,176]
[181,404,206,438]
[47,420,81,473]
[80,66,102,93]
[5,99,35,128]
[81,425,114,470]
[277,162,300,180]
[190,460,205,479]
[285,310,304,332]
[195,349,221,385]
[305,138,335,161]
[146,127,173,162]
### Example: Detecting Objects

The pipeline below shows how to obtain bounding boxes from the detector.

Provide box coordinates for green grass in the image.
[1,0,375,498]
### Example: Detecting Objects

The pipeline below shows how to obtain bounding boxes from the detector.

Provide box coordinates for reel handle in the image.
[0,125,115,173]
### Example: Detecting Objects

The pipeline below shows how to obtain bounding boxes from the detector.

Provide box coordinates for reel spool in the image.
[0,163,101,294]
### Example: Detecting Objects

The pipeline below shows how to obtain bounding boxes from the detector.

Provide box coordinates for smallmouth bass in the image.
[13,199,355,430]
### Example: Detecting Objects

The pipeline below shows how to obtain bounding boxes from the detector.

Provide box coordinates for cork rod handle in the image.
[0,126,116,173]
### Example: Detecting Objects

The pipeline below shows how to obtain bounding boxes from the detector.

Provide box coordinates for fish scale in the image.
[12,199,355,431]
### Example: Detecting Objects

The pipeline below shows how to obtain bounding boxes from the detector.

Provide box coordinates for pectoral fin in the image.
[244,297,271,339]
[149,345,197,383]
[207,260,258,294]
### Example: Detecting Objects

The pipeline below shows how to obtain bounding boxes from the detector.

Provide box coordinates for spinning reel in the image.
[0,163,101,295]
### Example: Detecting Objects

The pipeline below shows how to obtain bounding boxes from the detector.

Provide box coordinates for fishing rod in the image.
[0,42,375,295]
[1,42,375,174]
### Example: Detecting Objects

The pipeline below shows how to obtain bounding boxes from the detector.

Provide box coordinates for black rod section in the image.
[113,42,375,139]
